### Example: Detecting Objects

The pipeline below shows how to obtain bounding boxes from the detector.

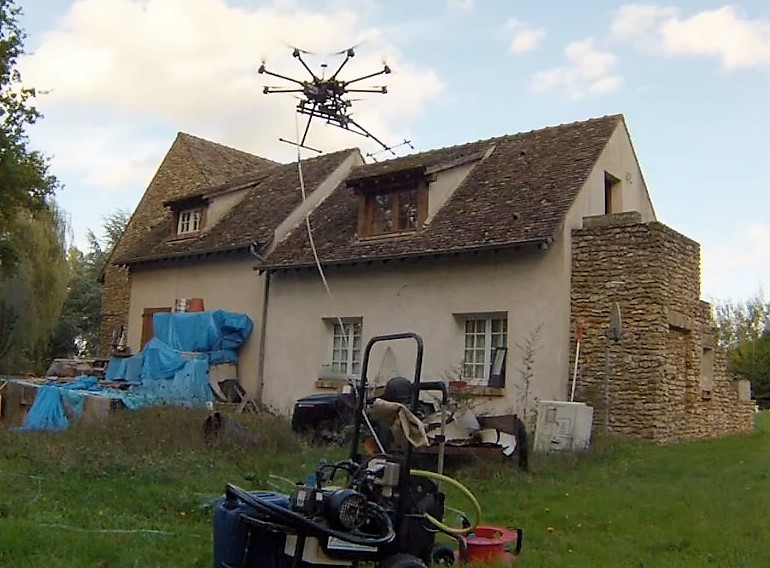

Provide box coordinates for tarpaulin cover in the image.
[105,353,143,382]
[17,386,69,431]
[15,310,249,431]
[152,310,253,352]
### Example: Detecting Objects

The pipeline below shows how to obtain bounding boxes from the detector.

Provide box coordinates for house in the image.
[102,115,754,442]
[259,115,655,414]
[103,132,360,398]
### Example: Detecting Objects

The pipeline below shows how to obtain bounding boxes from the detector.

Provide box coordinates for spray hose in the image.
[410,469,482,535]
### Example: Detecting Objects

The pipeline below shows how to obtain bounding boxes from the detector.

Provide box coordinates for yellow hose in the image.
[410,469,481,535]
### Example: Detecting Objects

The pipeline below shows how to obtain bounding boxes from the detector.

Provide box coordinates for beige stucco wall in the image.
[207,189,248,227]
[262,247,569,416]
[127,258,264,395]
[425,162,477,224]
[566,123,656,228]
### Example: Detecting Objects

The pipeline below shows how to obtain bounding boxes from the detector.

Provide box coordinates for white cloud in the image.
[612,4,770,70]
[611,4,678,44]
[448,0,474,13]
[20,0,444,165]
[504,18,546,54]
[702,224,770,300]
[531,38,622,99]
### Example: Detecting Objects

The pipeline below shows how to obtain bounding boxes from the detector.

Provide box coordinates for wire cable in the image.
[293,114,383,451]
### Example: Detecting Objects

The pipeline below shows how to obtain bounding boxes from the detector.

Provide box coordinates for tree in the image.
[714,292,770,404]
[0,0,58,275]
[49,210,130,358]
[0,204,69,372]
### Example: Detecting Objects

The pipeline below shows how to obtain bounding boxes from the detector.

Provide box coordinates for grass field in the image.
[1,408,769,568]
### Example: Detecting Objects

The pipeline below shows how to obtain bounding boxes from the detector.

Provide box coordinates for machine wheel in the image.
[431,544,456,566]
[377,553,428,568]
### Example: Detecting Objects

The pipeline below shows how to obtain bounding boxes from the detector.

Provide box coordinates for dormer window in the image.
[365,187,419,236]
[177,208,202,234]
[351,167,428,239]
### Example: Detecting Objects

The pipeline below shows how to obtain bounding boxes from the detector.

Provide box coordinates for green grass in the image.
[2,409,769,568]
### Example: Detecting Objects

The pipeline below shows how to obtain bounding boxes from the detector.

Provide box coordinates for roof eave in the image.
[260,236,553,274]
[116,242,259,267]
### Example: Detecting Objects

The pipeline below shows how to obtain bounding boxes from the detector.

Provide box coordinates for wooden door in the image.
[141,307,172,348]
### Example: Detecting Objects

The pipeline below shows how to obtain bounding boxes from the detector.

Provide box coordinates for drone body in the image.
[259,47,407,157]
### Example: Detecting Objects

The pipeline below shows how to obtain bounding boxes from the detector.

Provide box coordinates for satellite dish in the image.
[609,302,622,342]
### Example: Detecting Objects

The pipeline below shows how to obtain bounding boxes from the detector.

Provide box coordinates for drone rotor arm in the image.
[328,51,353,81]
[263,87,305,94]
[259,67,306,86]
[342,67,390,87]
[294,51,321,82]
[345,87,388,94]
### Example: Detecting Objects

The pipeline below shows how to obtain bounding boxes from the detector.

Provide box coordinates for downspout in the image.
[255,269,271,404]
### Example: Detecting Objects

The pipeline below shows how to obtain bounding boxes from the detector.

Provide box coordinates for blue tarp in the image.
[105,310,249,382]
[152,310,253,352]
[15,310,252,431]
[18,386,70,431]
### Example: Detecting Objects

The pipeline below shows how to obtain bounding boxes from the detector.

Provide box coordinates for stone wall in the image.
[571,214,754,442]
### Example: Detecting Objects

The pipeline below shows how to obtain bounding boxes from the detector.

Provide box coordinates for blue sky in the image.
[18,0,770,302]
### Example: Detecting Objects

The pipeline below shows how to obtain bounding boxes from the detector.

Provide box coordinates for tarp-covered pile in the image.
[15,310,253,431]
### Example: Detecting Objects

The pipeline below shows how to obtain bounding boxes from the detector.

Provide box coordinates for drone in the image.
[258,47,411,157]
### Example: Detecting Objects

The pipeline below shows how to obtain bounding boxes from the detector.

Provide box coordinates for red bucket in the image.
[464,526,520,564]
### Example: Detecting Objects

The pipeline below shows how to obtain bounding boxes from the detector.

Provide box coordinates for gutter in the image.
[259,236,553,274]
[253,268,271,404]
[116,242,256,267]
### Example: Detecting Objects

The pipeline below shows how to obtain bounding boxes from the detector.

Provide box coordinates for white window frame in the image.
[330,319,363,376]
[177,208,202,235]
[462,315,507,384]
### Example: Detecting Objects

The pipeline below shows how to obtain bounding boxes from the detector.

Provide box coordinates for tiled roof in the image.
[117,147,358,264]
[264,114,623,269]
[179,133,278,186]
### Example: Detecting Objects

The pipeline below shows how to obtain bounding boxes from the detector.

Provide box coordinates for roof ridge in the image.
[175,132,211,186]
[176,131,279,165]
[354,114,624,169]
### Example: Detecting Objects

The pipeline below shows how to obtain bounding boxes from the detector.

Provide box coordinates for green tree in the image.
[0,204,69,372]
[0,0,59,275]
[49,210,130,358]
[714,292,770,404]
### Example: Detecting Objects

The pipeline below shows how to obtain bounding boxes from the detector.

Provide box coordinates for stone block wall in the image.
[571,214,754,442]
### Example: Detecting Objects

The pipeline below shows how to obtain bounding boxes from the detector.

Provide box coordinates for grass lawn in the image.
[1,407,769,568]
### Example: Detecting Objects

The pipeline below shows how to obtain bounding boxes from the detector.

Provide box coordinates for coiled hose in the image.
[409,469,482,535]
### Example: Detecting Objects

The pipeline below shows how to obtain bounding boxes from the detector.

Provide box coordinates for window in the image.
[362,186,419,237]
[177,208,202,234]
[701,346,714,399]
[463,316,507,384]
[604,172,621,215]
[331,320,362,376]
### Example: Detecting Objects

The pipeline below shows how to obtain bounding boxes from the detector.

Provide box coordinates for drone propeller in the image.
[286,43,318,56]
[333,44,359,57]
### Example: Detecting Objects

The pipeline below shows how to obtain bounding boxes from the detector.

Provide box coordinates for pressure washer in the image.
[213,332,522,568]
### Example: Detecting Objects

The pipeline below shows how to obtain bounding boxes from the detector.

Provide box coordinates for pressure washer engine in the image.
[214,333,520,568]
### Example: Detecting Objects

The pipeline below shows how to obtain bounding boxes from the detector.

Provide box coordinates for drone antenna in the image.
[278,137,322,154]
[365,139,413,161]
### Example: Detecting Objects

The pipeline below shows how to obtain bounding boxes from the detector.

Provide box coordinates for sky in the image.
[17,0,770,302]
